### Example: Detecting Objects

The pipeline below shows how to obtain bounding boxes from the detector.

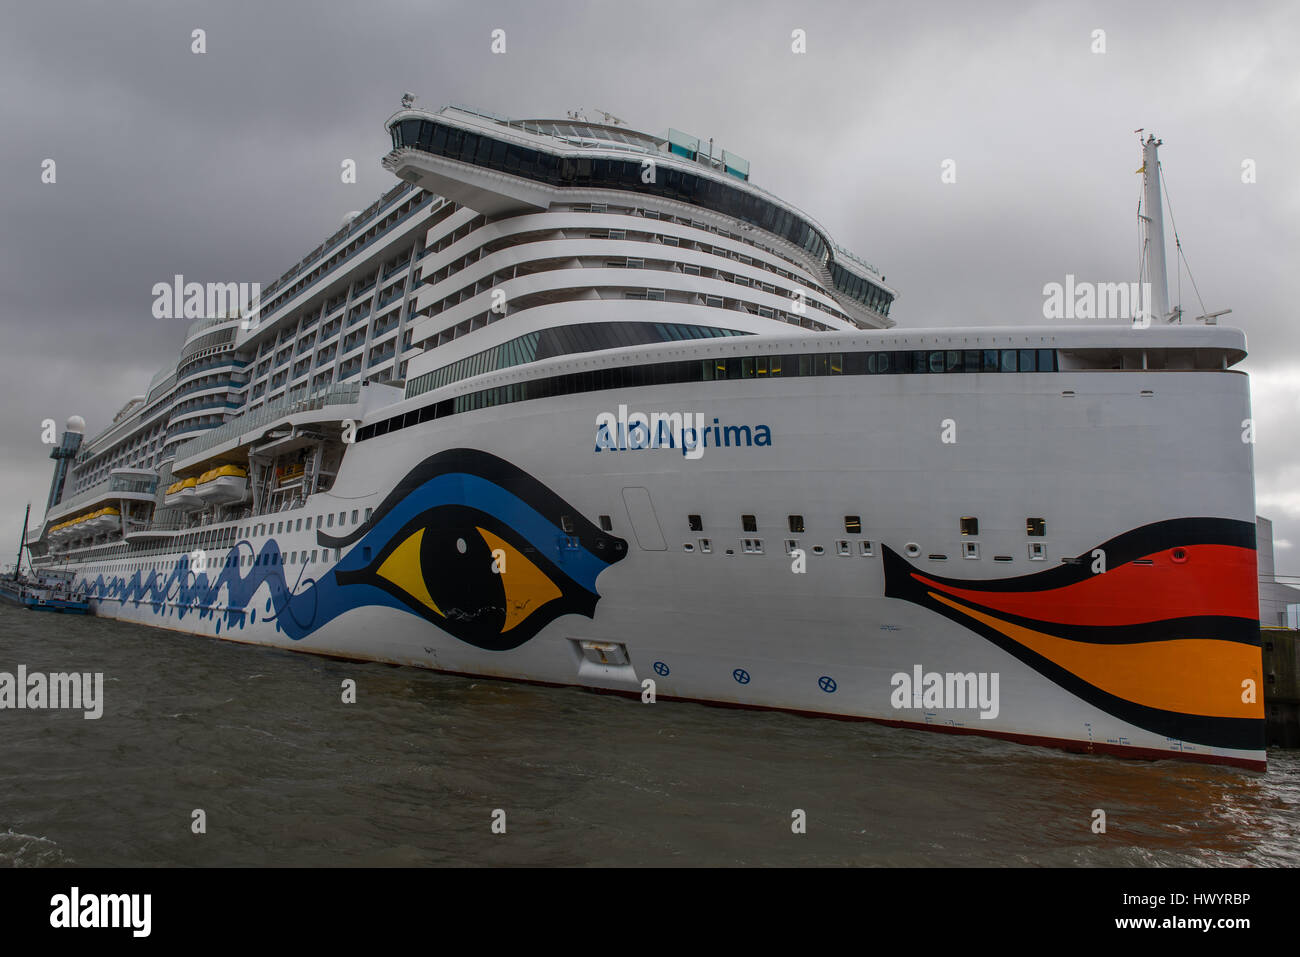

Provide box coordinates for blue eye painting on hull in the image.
[86,449,629,650]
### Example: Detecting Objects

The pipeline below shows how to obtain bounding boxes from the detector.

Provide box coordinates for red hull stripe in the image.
[911,545,1257,626]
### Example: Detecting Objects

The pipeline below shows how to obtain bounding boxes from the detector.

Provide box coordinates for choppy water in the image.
[0,604,1297,867]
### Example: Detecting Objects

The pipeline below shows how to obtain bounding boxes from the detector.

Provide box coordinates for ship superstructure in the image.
[26,106,1264,770]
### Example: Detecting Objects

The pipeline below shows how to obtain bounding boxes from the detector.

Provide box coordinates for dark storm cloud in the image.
[1,0,1297,566]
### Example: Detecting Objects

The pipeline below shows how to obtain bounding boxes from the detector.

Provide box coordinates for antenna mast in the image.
[14,503,29,581]
[1139,134,1171,324]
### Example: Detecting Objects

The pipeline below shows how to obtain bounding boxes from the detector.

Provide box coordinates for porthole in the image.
[904,543,921,557]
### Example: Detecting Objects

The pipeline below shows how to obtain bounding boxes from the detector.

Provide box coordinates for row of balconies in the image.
[257,189,432,317]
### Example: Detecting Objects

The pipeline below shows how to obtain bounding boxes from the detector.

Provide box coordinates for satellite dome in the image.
[66,415,86,434]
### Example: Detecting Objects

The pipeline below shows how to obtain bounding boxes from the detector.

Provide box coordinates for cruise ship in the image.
[26,103,1264,770]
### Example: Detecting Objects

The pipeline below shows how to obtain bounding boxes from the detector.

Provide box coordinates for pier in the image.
[1263,629,1300,747]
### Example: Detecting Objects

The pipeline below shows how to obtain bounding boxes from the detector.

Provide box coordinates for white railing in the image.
[832,244,883,279]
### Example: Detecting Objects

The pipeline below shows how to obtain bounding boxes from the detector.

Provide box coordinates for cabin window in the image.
[742,514,757,532]
[327,514,334,528]
[351,510,358,525]
[599,515,612,531]
[561,515,575,533]
[844,515,861,534]
[960,517,978,536]
[788,515,805,533]
[688,514,702,531]
[1027,518,1046,536]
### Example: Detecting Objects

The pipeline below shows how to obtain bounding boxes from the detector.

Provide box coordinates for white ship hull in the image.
[59,350,1266,770]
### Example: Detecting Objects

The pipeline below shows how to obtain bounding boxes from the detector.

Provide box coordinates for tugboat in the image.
[0,506,89,614]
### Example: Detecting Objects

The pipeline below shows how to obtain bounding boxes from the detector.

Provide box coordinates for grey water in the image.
[1,604,1297,867]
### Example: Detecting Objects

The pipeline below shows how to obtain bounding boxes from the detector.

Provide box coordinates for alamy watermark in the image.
[890,664,999,719]
[593,404,773,459]
[50,887,150,937]
[152,274,261,328]
[1043,274,1152,326]
[0,666,103,719]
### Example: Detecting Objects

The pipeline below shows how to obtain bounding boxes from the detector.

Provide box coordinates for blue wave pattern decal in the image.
[84,450,629,651]
[88,540,297,635]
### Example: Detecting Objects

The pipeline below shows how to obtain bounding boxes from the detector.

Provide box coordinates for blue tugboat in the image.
[1,506,89,614]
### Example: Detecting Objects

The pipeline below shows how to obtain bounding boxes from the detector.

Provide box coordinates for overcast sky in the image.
[1,0,1297,575]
